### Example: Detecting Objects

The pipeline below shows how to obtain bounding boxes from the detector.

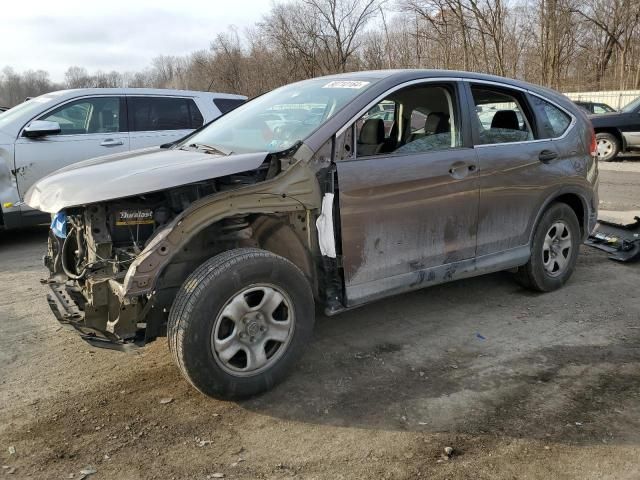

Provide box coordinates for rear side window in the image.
[531,96,572,138]
[213,98,245,114]
[471,86,535,145]
[128,97,203,131]
[41,97,122,135]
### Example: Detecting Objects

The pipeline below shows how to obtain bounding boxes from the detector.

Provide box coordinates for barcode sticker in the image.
[323,81,370,89]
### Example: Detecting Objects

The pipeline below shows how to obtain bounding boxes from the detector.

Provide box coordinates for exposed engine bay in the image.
[44,163,281,347]
[54,181,221,277]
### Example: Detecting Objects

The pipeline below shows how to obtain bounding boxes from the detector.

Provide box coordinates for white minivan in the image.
[0,88,246,229]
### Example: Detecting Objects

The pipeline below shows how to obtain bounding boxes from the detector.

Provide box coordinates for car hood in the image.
[589,111,624,119]
[25,147,269,213]
[0,129,13,144]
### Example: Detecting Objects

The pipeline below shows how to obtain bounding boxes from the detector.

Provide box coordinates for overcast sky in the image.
[2,0,274,82]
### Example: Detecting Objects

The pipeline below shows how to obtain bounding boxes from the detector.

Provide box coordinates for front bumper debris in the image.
[585,210,640,262]
[44,279,142,352]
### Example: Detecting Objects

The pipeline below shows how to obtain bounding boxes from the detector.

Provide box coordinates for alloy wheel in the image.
[542,221,572,277]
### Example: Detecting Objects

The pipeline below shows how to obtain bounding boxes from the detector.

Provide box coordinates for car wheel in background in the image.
[595,132,620,162]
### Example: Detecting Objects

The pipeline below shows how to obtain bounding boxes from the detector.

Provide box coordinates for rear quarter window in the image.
[531,96,572,138]
[213,98,245,114]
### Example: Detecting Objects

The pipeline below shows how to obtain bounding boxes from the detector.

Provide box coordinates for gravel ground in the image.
[1,161,639,479]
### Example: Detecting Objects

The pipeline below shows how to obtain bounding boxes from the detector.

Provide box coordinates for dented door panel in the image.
[337,148,479,300]
[474,140,557,255]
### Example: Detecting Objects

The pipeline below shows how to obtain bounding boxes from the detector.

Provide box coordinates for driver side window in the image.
[354,84,461,157]
[41,97,122,135]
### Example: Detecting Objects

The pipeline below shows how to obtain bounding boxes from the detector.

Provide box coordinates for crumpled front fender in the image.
[122,160,322,297]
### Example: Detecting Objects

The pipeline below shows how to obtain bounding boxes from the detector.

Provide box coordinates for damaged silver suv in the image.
[27,71,599,399]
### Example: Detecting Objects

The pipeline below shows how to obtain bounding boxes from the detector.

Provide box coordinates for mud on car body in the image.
[27,70,599,398]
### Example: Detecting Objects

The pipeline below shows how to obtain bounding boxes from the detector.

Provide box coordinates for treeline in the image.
[2,0,640,107]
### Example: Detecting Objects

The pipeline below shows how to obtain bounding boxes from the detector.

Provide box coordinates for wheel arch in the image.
[250,214,317,289]
[141,212,320,343]
[528,189,591,244]
[123,161,322,301]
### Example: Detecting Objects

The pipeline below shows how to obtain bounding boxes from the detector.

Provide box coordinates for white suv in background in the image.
[0,88,246,229]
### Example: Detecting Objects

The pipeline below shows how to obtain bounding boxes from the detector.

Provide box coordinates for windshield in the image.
[181,78,376,154]
[621,96,640,113]
[0,94,58,130]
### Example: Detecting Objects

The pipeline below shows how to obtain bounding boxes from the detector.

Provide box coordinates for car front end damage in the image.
[40,150,327,350]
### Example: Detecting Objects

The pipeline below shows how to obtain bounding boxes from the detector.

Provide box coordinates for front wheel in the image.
[168,248,315,399]
[595,132,620,162]
[515,203,581,292]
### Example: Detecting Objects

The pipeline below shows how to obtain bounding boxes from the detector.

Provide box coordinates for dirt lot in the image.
[1,159,639,480]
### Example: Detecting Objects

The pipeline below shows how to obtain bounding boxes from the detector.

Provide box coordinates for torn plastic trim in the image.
[316,193,337,258]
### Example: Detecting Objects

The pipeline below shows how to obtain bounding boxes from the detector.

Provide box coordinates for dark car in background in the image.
[0,106,8,113]
[574,101,616,115]
[26,70,598,399]
[591,96,640,161]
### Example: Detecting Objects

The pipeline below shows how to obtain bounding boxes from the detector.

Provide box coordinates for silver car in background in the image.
[0,88,246,229]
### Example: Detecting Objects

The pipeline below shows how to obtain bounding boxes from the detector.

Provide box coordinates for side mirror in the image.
[23,120,61,138]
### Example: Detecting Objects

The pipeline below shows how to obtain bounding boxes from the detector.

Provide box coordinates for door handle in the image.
[448,162,476,179]
[539,150,558,163]
[100,139,124,147]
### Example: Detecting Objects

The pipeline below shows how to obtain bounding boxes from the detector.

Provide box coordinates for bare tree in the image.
[572,0,640,88]
[3,0,640,106]
[304,0,385,72]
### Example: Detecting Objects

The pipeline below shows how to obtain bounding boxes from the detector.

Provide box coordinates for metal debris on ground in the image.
[78,466,97,478]
[586,211,640,262]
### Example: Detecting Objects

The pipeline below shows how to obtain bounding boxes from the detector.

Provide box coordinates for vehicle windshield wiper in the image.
[183,143,233,156]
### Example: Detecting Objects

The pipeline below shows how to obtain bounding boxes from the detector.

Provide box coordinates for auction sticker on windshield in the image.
[323,81,370,89]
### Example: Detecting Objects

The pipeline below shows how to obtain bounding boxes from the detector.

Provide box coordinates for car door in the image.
[621,103,640,148]
[127,96,204,150]
[464,81,561,256]
[14,96,128,199]
[336,80,479,305]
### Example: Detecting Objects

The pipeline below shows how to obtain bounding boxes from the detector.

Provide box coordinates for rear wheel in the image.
[168,248,315,399]
[516,203,580,292]
[595,132,620,162]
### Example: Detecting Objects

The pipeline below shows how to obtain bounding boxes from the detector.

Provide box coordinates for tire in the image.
[515,202,581,292]
[168,248,315,399]
[595,132,620,162]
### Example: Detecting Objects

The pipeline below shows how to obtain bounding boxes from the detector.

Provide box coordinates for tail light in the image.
[589,127,597,157]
